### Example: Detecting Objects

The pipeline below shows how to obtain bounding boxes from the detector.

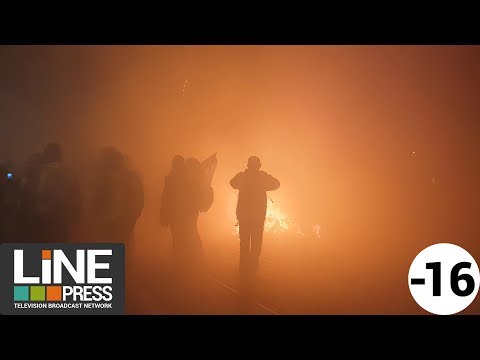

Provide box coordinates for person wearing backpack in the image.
[92,147,143,244]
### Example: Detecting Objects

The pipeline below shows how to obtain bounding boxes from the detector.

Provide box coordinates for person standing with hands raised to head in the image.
[230,156,280,277]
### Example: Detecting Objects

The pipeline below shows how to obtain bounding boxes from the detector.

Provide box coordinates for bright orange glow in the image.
[264,201,293,234]
[231,200,296,236]
[2,45,480,315]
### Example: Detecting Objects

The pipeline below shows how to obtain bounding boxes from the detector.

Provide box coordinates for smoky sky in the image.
[2,46,480,313]
[0,46,480,236]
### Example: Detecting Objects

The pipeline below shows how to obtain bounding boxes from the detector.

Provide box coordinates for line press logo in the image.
[0,243,125,315]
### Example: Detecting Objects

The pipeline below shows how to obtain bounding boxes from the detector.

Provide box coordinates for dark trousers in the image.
[238,217,265,275]
[170,214,202,267]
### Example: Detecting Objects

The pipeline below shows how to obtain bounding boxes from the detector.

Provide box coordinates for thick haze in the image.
[1,45,480,313]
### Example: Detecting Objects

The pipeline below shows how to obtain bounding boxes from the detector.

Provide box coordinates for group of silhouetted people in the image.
[160,154,280,276]
[0,142,144,245]
[1,143,82,243]
[160,155,215,267]
[2,145,280,277]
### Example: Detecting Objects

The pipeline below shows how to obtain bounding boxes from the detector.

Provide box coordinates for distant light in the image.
[7,172,13,179]
[312,224,321,239]
[231,201,294,236]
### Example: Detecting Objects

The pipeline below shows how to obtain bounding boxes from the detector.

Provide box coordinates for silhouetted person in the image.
[36,142,82,242]
[185,158,210,252]
[230,156,280,276]
[160,156,198,265]
[160,155,186,228]
[160,155,215,267]
[92,146,144,243]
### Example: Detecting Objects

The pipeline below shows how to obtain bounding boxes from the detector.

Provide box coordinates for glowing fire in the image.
[231,201,294,236]
[228,192,321,239]
[265,201,293,234]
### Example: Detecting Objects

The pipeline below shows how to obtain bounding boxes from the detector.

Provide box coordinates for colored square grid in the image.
[30,286,45,301]
[42,250,51,260]
[47,286,62,301]
[14,286,29,301]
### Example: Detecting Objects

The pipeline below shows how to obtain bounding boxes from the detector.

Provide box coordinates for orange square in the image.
[46,286,62,301]
[42,250,51,260]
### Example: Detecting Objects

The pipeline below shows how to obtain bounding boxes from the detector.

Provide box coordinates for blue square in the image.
[14,286,29,301]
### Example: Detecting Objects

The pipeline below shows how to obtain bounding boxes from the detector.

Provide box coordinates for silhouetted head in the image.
[247,156,261,171]
[186,158,201,178]
[186,157,201,170]
[43,142,62,163]
[100,146,125,171]
[171,155,185,173]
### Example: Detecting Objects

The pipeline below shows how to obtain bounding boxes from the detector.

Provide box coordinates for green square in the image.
[30,286,45,301]
[14,286,29,301]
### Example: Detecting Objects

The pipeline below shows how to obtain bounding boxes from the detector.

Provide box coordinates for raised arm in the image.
[263,173,280,191]
[230,172,243,190]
